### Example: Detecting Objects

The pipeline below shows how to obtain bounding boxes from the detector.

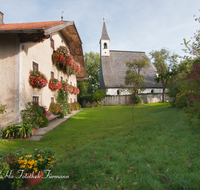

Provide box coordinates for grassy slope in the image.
[1,103,200,189]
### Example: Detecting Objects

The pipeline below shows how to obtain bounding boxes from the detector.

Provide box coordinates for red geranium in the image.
[28,70,48,89]
[48,78,62,91]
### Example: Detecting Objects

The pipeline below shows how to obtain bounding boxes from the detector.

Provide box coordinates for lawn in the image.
[1,103,200,189]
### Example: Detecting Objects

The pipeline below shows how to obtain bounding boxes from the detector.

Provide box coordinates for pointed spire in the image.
[100,18,110,40]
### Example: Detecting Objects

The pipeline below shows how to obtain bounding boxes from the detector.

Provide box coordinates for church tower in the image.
[100,18,110,56]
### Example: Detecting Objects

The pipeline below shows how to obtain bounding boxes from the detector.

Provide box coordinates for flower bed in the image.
[28,70,48,89]
[48,78,62,91]
[52,46,80,75]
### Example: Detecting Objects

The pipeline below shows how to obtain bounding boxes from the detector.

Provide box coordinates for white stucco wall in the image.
[106,88,163,96]
[21,31,77,111]
[0,35,20,126]
[0,32,78,127]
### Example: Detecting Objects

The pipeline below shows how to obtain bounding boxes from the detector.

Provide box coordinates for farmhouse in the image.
[0,11,86,127]
[99,19,169,105]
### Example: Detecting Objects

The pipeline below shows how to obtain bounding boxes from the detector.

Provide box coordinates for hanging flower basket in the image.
[28,70,48,89]
[48,78,62,91]
[52,46,70,66]
[52,46,80,75]
[64,84,80,95]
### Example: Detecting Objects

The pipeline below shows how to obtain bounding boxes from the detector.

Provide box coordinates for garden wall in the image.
[82,94,172,107]
[101,94,172,106]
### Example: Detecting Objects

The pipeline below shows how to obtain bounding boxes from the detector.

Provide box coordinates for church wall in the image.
[106,88,163,96]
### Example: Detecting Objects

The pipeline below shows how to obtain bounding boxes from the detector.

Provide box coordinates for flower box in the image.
[28,70,48,89]
[48,78,62,91]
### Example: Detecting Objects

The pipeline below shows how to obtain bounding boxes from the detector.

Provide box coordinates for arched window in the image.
[104,43,107,49]
[151,89,154,93]
[117,90,120,95]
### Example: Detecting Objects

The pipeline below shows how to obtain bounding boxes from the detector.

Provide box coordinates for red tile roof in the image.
[0,21,66,31]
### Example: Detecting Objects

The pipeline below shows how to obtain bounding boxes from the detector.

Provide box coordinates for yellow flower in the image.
[38,158,43,161]
[20,165,25,168]
[33,168,38,173]
[28,165,32,169]
[23,160,28,165]
[37,154,40,157]
[19,156,23,160]
[26,155,32,158]
[47,158,51,160]
[51,156,54,158]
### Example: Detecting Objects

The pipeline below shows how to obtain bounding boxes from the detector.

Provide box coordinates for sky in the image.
[1,0,200,58]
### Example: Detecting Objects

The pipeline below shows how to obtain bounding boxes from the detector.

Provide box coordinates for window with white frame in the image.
[33,61,39,72]
[51,71,54,79]
[32,96,39,105]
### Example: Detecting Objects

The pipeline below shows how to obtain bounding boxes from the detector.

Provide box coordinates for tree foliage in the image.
[77,52,100,104]
[125,55,150,104]
[167,58,193,107]
[176,57,200,121]
[182,11,200,57]
[84,51,100,93]
[149,48,179,103]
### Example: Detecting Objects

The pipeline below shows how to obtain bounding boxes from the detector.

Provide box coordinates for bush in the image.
[56,82,69,116]
[132,94,142,104]
[20,102,45,129]
[93,90,106,102]
[59,111,64,118]
[49,102,61,115]
[39,115,49,128]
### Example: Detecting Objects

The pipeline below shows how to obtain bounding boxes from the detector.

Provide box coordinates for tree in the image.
[177,57,200,121]
[149,48,179,103]
[167,57,193,107]
[84,52,100,93]
[125,55,150,104]
[182,11,200,57]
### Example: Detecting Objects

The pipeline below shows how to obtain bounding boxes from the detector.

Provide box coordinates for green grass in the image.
[1,103,200,189]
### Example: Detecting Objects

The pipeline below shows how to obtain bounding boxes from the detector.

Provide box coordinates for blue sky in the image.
[1,0,200,58]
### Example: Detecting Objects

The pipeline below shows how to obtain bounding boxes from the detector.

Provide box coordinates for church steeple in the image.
[100,17,110,56]
[100,18,110,40]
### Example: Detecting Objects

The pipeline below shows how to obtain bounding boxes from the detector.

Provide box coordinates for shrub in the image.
[93,90,106,102]
[39,115,49,128]
[20,102,45,129]
[59,111,64,118]
[132,94,142,104]
[49,102,61,115]
[56,81,69,116]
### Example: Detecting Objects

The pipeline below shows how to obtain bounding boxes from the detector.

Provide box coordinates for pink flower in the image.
[42,120,44,123]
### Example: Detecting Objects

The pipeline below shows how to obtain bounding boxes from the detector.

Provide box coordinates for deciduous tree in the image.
[84,52,100,93]
[125,55,150,104]
[149,48,179,103]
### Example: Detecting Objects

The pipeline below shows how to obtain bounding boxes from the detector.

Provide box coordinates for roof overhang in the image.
[0,21,87,80]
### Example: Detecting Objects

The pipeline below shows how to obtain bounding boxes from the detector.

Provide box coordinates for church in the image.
[99,18,163,97]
